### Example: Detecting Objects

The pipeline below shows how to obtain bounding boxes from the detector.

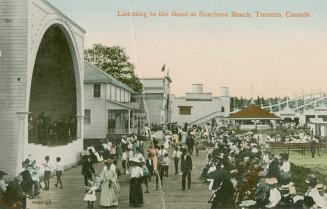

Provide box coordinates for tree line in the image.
[230,96,290,112]
[85,44,143,92]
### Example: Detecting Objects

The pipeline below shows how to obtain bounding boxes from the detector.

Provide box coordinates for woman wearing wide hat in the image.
[99,159,120,208]
[129,158,144,207]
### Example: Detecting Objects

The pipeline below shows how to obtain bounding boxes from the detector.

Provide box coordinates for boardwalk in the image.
[27,149,212,209]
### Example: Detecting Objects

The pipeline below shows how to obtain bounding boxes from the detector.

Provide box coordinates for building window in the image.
[221,107,225,112]
[178,106,192,115]
[93,84,101,98]
[84,109,91,124]
[108,110,116,133]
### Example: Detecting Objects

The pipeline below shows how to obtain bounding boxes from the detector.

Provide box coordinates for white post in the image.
[16,111,29,175]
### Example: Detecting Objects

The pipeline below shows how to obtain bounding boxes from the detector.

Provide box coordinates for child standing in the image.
[42,156,51,190]
[163,153,170,177]
[121,151,128,174]
[55,157,63,189]
[83,180,96,209]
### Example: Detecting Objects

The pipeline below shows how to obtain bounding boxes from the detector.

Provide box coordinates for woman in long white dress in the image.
[99,160,120,208]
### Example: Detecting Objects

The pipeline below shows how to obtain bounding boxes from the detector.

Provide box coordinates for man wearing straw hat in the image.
[307,183,327,209]
[277,183,295,209]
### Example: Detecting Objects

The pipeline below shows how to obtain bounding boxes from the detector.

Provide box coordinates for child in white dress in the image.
[84,180,97,208]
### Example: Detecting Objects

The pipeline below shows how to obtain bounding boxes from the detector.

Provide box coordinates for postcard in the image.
[0,0,327,209]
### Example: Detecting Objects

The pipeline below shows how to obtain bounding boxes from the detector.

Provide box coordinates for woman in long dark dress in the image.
[129,159,144,207]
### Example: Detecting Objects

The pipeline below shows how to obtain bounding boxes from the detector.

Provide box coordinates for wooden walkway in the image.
[27,149,212,209]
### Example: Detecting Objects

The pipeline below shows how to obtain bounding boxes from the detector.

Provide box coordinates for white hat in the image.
[251,148,258,153]
[316,184,326,191]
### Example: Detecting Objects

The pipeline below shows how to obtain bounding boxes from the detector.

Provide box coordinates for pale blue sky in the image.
[49,0,327,97]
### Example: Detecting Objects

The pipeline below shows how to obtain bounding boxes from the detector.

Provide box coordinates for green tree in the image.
[255,96,261,106]
[84,44,143,92]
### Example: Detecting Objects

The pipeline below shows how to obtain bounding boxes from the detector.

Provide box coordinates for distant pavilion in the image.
[227,104,280,130]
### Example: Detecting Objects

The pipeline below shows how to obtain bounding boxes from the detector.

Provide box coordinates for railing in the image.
[189,111,223,126]
[107,127,139,134]
[240,124,270,130]
[267,141,327,155]
[107,128,128,134]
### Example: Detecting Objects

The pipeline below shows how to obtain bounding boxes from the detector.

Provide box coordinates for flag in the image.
[161,64,166,72]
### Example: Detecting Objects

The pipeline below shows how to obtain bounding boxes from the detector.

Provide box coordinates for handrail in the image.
[189,111,222,125]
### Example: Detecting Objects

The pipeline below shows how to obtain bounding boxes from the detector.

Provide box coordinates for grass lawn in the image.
[274,150,327,175]
[273,150,327,194]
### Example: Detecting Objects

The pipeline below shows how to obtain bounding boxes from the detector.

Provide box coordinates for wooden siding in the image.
[84,84,107,139]
[0,0,85,175]
[0,0,28,175]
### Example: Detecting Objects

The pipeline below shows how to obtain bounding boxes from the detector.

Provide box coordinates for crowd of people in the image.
[1,122,327,209]
[81,130,196,208]
[191,124,327,209]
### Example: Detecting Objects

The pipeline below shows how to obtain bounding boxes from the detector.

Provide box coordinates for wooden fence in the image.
[267,142,327,155]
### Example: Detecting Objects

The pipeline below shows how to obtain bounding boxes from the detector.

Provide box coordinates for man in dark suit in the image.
[181,149,192,190]
[81,155,95,186]
[207,162,235,209]
[186,135,195,155]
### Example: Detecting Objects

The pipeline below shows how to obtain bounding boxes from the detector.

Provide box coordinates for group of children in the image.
[0,155,64,209]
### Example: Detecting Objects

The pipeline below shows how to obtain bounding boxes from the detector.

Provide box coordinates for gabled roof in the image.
[84,62,134,93]
[227,104,279,119]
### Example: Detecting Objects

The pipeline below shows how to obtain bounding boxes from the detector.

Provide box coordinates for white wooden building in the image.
[84,62,145,141]
[141,76,172,125]
[307,104,327,137]
[0,0,85,175]
[171,85,230,126]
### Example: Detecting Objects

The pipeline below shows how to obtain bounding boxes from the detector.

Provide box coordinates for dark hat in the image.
[129,158,141,163]
[305,174,318,185]
[279,184,290,191]
[0,170,7,176]
[104,158,114,164]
